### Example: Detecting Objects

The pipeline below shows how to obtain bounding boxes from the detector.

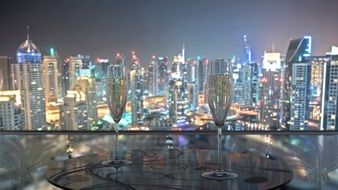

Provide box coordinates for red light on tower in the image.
[152,55,156,59]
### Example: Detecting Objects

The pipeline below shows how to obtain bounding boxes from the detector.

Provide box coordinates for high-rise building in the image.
[129,52,144,125]
[95,58,110,102]
[75,78,98,123]
[308,56,327,124]
[67,56,84,89]
[43,55,61,103]
[0,56,13,90]
[234,36,254,107]
[290,62,311,130]
[186,59,198,110]
[168,45,189,121]
[157,56,169,96]
[242,62,260,107]
[61,59,70,97]
[260,52,283,128]
[12,29,46,130]
[283,36,312,130]
[146,56,158,96]
[243,35,252,65]
[130,69,144,125]
[0,90,24,130]
[61,90,88,130]
[320,47,338,130]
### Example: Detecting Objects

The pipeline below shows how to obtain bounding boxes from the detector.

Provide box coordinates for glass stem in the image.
[217,127,222,172]
[115,127,119,160]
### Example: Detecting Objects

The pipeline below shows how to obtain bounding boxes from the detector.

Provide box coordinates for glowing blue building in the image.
[12,28,46,130]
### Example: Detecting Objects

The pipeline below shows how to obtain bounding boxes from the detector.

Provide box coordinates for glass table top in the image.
[0,134,338,189]
[46,150,292,189]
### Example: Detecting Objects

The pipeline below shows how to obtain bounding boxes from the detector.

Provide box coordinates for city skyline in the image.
[1,0,338,64]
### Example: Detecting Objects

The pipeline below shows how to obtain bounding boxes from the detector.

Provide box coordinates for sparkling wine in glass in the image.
[106,60,132,166]
[202,63,238,180]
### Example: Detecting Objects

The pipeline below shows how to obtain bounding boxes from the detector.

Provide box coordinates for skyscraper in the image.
[260,52,283,128]
[0,56,13,90]
[61,59,70,97]
[243,35,252,65]
[129,52,144,125]
[0,90,24,130]
[320,47,338,130]
[290,62,311,130]
[12,29,46,130]
[283,36,312,130]
[43,54,61,103]
[146,56,158,96]
[68,56,83,90]
[95,58,110,102]
[186,58,198,110]
[75,78,98,123]
[168,45,189,122]
[62,90,88,130]
[308,56,327,125]
[234,35,255,107]
[157,56,169,96]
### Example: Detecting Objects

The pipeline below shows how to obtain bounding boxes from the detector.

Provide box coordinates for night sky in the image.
[1,0,338,64]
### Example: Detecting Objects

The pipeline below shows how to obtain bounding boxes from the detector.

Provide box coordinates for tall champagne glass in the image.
[106,63,132,166]
[202,61,238,180]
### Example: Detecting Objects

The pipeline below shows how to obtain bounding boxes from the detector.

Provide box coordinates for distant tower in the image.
[168,45,189,122]
[43,51,61,103]
[12,27,46,130]
[157,56,169,95]
[129,52,144,125]
[146,55,158,96]
[0,56,13,90]
[68,56,83,89]
[243,35,252,64]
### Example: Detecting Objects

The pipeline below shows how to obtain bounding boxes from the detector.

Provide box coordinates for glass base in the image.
[202,170,238,180]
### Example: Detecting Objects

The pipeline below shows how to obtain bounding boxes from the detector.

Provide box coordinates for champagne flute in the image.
[106,62,132,166]
[202,61,238,180]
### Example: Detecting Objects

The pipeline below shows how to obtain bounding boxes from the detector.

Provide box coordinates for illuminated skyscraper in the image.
[61,59,70,97]
[320,47,338,130]
[95,58,110,102]
[43,53,61,103]
[157,56,169,95]
[283,36,312,130]
[67,56,83,89]
[243,35,252,65]
[0,56,13,90]
[168,45,189,121]
[234,35,254,106]
[0,90,24,130]
[75,78,98,123]
[308,56,327,125]
[146,56,158,96]
[12,28,46,130]
[260,52,283,128]
[62,90,88,130]
[186,58,198,110]
[129,52,144,125]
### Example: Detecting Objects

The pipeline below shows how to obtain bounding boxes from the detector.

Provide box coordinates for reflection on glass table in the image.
[46,150,292,189]
[0,135,338,189]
